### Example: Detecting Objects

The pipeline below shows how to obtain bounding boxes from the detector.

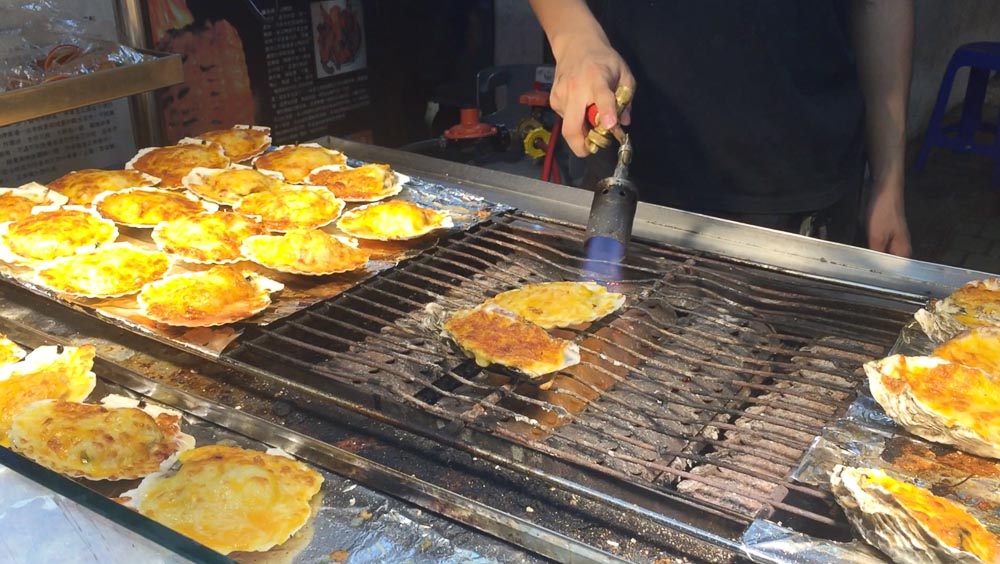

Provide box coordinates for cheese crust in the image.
[934,327,1000,378]
[47,169,160,206]
[486,281,625,329]
[305,163,403,202]
[253,144,346,183]
[94,188,212,228]
[127,142,231,187]
[0,183,68,223]
[234,186,345,231]
[241,230,370,275]
[34,243,170,298]
[0,345,96,447]
[336,199,453,241]
[121,445,324,554]
[442,304,581,380]
[152,211,266,264]
[193,125,271,162]
[0,334,26,366]
[138,265,283,326]
[182,166,284,206]
[917,278,1000,342]
[8,399,195,480]
[0,206,118,263]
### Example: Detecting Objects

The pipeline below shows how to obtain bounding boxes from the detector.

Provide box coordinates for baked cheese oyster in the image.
[138,265,283,327]
[252,143,347,184]
[192,124,271,162]
[126,139,231,188]
[442,303,581,384]
[916,278,1000,343]
[8,396,195,481]
[831,465,1000,564]
[233,185,346,231]
[304,163,407,202]
[486,281,626,329]
[0,345,97,447]
[119,445,324,555]
[0,182,69,223]
[92,187,216,228]
[0,334,26,366]
[151,211,267,264]
[336,199,453,241]
[33,243,170,299]
[181,165,285,206]
[0,205,118,264]
[46,168,160,206]
[241,229,370,275]
[864,354,1000,459]
[934,326,1000,377]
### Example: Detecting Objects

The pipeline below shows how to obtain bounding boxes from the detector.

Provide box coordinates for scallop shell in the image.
[31,242,171,299]
[0,205,119,266]
[336,200,454,241]
[233,185,346,232]
[150,211,266,265]
[192,124,272,162]
[304,164,409,203]
[831,465,999,564]
[137,266,284,327]
[0,182,69,221]
[240,231,369,276]
[252,143,347,184]
[126,139,231,188]
[92,187,217,228]
[181,165,284,206]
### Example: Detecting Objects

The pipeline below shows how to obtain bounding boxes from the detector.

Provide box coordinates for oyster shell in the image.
[831,465,1000,564]
[865,354,1000,458]
[916,278,1000,343]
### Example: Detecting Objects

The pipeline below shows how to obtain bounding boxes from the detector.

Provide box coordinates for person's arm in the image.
[529,0,635,156]
[852,0,914,257]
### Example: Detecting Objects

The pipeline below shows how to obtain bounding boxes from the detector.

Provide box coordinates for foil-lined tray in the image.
[0,168,510,357]
[743,320,1000,562]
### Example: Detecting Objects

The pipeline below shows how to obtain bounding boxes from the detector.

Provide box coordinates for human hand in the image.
[549,32,635,157]
[865,180,912,257]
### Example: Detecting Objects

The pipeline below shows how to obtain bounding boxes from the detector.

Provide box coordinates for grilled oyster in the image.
[336,199,453,241]
[181,165,284,206]
[193,124,271,162]
[304,163,406,202]
[47,169,160,206]
[126,139,231,187]
[0,182,68,223]
[935,327,1000,377]
[241,229,370,275]
[864,354,1000,458]
[234,185,345,231]
[8,396,195,481]
[486,281,626,329]
[253,143,346,183]
[916,278,1000,343]
[138,265,283,326]
[442,303,580,382]
[831,465,1000,564]
[120,445,324,554]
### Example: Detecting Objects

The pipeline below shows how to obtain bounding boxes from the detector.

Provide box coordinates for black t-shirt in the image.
[596,1,866,214]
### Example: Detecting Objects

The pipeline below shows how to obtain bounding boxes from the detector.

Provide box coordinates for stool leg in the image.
[915,60,961,171]
[958,67,991,149]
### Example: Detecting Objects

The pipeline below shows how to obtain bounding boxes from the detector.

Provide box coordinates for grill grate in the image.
[227,213,914,543]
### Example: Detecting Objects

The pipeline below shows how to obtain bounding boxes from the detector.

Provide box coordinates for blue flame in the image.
[582,236,625,281]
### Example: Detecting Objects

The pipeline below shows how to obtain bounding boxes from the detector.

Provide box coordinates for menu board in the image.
[146,0,374,145]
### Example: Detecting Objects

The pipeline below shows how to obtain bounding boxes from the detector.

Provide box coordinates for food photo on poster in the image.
[311,0,366,79]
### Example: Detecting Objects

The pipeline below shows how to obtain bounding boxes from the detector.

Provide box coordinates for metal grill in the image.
[226,212,915,544]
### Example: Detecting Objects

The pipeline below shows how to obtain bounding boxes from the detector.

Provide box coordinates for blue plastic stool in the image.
[915,42,1000,184]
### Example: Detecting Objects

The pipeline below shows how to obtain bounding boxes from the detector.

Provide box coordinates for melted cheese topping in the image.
[47,169,158,206]
[8,399,193,480]
[865,470,1000,562]
[152,211,266,263]
[139,266,279,326]
[185,168,283,206]
[306,164,399,201]
[127,445,323,554]
[241,230,370,275]
[0,345,96,447]
[235,187,345,231]
[254,145,346,183]
[946,278,1000,328]
[487,282,625,329]
[336,200,450,240]
[36,244,169,298]
[130,144,230,187]
[194,126,271,162]
[0,193,39,223]
[3,208,117,262]
[95,188,207,227]
[881,356,1000,443]
[443,305,579,379]
[0,335,26,366]
[935,327,1000,377]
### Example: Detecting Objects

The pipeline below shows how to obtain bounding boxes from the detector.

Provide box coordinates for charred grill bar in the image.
[0,138,988,562]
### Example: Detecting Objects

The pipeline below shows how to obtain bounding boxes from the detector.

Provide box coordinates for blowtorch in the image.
[583,85,638,265]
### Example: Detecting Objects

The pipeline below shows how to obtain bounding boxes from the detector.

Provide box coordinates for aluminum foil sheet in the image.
[743,319,1000,562]
[3,352,537,564]
[0,171,511,358]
